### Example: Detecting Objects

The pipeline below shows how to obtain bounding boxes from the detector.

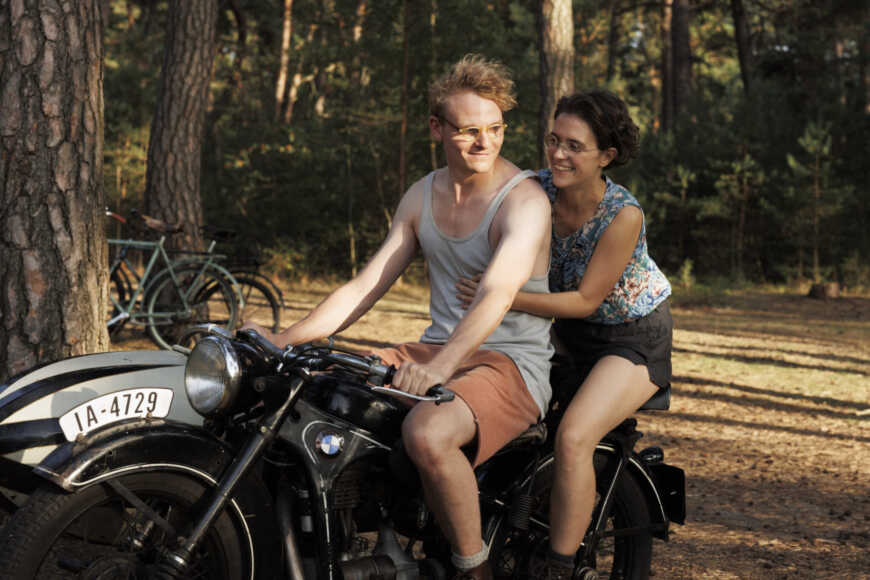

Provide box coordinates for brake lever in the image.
[370,383,455,405]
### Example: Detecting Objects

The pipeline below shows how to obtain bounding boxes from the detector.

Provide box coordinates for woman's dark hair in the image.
[553,90,639,168]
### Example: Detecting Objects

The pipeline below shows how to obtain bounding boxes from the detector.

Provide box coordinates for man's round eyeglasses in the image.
[543,134,599,155]
[439,116,507,142]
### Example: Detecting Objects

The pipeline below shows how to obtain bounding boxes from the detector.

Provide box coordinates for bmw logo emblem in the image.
[315,431,345,456]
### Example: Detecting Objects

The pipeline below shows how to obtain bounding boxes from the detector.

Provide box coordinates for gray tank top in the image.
[418,169,553,417]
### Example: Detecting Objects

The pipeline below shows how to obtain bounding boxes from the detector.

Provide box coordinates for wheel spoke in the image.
[106,479,177,538]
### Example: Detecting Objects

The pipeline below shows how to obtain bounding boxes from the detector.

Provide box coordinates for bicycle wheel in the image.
[234,274,282,332]
[144,266,239,350]
[107,268,130,337]
[488,452,653,580]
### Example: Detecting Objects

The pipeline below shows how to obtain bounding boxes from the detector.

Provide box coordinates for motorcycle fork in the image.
[581,420,641,565]
[158,376,305,577]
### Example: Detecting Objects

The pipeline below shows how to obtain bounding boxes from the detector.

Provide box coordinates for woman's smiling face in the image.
[545,114,615,191]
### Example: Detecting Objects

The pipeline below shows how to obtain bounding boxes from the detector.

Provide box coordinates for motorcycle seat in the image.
[638,388,670,411]
[500,422,548,452]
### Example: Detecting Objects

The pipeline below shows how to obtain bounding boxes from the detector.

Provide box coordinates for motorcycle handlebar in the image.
[232,328,455,404]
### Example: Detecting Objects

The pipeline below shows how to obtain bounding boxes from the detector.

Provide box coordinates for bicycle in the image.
[106,211,240,350]
[196,226,284,334]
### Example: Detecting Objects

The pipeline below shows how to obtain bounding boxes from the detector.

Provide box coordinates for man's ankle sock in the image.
[451,543,490,571]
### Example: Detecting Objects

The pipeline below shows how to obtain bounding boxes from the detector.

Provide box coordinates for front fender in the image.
[33,419,232,492]
[0,350,200,474]
[32,419,283,579]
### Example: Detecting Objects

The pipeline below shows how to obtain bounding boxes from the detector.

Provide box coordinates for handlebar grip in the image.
[425,384,455,405]
[383,365,396,385]
[237,328,285,360]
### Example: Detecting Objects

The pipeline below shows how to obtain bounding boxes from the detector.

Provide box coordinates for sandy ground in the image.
[107,282,870,579]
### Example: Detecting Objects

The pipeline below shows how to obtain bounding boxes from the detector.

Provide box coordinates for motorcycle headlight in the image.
[185,335,242,416]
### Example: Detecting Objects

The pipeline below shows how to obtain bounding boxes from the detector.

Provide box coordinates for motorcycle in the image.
[0,325,684,579]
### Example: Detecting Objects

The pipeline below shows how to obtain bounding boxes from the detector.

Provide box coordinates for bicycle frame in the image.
[107,236,234,328]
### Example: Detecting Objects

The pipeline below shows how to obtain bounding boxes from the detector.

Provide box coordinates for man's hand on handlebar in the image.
[239,321,282,348]
[391,361,451,397]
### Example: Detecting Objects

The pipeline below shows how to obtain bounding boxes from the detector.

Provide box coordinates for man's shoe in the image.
[545,561,577,580]
[451,561,493,580]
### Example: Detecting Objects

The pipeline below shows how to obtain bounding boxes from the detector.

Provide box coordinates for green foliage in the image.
[101,0,869,287]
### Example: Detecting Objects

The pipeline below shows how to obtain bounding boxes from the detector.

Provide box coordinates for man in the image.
[245,54,552,580]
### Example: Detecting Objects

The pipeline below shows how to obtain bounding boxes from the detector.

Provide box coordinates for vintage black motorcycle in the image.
[0,325,684,580]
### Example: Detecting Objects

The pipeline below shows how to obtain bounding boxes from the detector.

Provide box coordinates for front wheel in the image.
[488,452,653,580]
[0,471,253,580]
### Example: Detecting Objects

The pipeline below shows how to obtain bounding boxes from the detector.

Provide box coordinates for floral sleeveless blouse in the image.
[538,169,671,324]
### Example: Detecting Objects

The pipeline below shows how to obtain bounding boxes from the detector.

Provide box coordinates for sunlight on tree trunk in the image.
[537,0,574,167]
[606,1,621,82]
[660,0,673,131]
[730,0,752,95]
[671,0,692,116]
[398,0,411,198]
[0,0,108,380]
[144,0,218,252]
[275,0,294,121]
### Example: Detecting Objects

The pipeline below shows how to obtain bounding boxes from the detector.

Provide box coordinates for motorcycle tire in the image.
[0,471,252,580]
[487,452,653,580]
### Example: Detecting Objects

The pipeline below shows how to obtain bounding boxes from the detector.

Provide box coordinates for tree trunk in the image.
[144,0,218,251]
[398,0,411,197]
[284,22,317,124]
[537,0,574,167]
[275,0,294,121]
[730,0,752,95]
[0,0,108,380]
[862,17,870,114]
[660,0,674,131]
[671,0,692,115]
[606,0,621,82]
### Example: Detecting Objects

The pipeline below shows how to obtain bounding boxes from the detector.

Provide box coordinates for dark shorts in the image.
[551,299,673,398]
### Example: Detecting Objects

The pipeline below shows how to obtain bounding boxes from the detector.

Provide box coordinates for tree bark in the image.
[537,0,574,167]
[398,0,411,198]
[862,17,870,114]
[144,0,218,251]
[606,0,621,82]
[730,0,752,95]
[671,0,692,115]
[275,0,293,121]
[660,0,674,131]
[0,0,108,380]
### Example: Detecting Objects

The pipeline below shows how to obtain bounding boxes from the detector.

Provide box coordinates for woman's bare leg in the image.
[548,355,658,556]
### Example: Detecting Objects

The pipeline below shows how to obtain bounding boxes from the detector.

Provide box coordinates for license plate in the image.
[59,388,174,441]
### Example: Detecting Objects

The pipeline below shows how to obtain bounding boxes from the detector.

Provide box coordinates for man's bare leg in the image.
[402,399,481,555]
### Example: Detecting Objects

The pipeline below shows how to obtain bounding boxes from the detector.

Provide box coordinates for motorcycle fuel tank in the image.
[302,372,409,444]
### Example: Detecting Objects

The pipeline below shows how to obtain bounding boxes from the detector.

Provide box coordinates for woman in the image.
[457,90,672,580]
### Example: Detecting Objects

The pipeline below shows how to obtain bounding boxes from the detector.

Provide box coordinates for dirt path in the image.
[112,283,870,579]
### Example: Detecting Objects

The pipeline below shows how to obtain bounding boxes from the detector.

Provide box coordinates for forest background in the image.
[1,0,869,378]
[103,0,869,285]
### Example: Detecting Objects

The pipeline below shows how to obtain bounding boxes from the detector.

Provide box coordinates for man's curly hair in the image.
[428,54,517,117]
[554,90,640,168]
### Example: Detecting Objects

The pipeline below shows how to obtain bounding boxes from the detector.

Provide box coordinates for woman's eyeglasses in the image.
[543,134,599,155]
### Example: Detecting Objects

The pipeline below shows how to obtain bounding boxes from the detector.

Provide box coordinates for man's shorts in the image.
[372,342,540,467]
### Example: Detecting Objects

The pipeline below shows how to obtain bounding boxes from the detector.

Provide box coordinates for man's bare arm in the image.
[261,183,423,347]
